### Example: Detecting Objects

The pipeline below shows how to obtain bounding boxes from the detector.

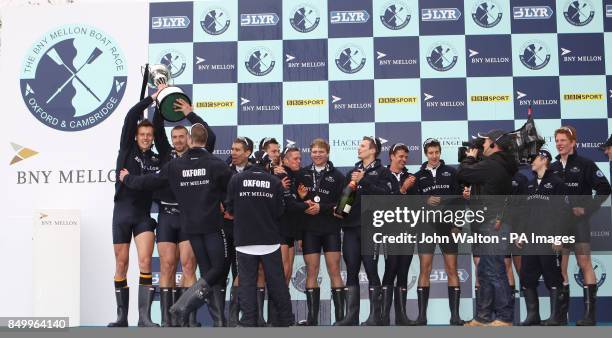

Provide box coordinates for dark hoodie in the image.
[457,151,519,220]
[225,164,286,246]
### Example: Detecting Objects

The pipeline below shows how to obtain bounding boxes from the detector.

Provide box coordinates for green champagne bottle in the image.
[335,181,357,218]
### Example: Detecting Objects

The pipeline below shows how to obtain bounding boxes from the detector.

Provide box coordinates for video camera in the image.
[458,137,485,163]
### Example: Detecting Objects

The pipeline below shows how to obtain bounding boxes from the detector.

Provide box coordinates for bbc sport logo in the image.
[200,8,230,35]
[20,24,127,132]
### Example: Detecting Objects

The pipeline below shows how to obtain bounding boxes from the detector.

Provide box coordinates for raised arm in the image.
[174,98,217,153]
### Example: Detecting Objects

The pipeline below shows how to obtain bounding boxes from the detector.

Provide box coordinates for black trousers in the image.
[520,254,563,289]
[221,227,238,285]
[382,255,413,288]
[237,248,294,326]
[342,226,380,286]
[188,230,226,287]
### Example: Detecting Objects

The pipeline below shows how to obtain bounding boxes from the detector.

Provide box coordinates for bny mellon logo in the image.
[10,143,38,165]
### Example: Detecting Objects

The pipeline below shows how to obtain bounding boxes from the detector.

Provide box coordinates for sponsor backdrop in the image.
[0,0,611,327]
[0,1,150,326]
[148,0,612,325]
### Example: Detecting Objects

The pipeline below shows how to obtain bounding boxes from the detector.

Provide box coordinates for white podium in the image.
[32,210,80,327]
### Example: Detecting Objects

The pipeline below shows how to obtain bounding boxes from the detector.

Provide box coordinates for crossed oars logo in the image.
[45,47,103,104]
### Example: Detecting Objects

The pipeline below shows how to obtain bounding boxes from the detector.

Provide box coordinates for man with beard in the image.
[122,97,218,326]
[120,124,231,326]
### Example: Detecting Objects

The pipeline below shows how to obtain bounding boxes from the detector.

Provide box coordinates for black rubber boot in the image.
[576,284,597,326]
[542,287,565,326]
[361,286,382,326]
[227,286,240,327]
[137,285,160,327]
[188,308,201,327]
[108,287,129,327]
[334,286,359,326]
[178,287,202,327]
[207,285,226,327]
[256,287,266,327]
[411,287,429,326]
[380,286,393,326]
[160,287,173,327]
[298,287,320,326]
[448,286,464,326]
[394,287,412,326]
[519,288,541,326]
[171,288,183,327]
[331,288,345,323]
[169,278,210,327]
[558,284,570,326]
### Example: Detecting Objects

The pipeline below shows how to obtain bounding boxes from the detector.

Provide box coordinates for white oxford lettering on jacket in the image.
[182,168,207,177]
[243,179,271,188]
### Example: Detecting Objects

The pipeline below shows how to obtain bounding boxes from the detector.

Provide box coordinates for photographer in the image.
[457,129,518,327]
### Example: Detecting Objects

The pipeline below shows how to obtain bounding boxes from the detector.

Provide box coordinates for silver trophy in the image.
[147,64,191,122]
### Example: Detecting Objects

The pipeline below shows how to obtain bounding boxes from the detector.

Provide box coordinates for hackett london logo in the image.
[200,8,230,35]
[472,1,502,28]
[380,1,411,30]
[289,4,321,33]
[20,25,127,132]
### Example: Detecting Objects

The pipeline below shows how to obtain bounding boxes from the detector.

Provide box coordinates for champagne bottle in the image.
[335,181,357,217]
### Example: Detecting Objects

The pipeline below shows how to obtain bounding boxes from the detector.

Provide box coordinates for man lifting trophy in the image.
[147,63,192,122]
